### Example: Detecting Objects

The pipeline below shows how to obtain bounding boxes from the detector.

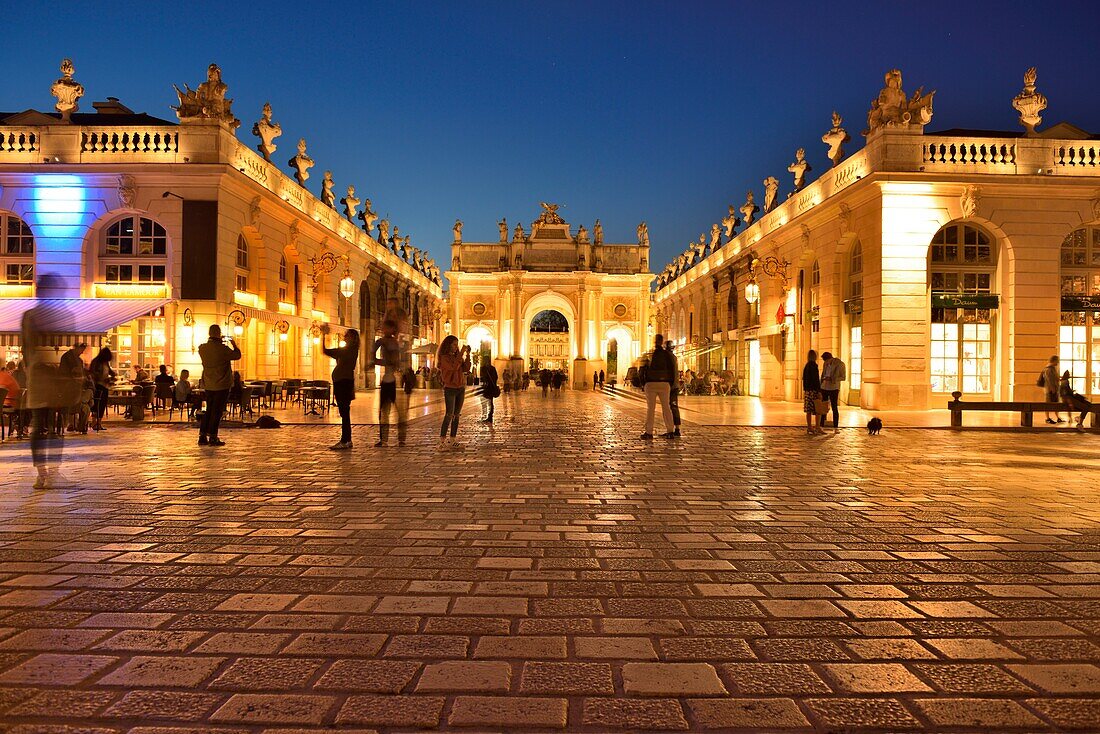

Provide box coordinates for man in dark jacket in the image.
[480,360,498,423]
[642,335,676,440]
[198,324,241,447]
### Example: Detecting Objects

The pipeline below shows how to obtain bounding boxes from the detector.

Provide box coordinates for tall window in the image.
[235,235,250,292]
[929,222,997,394]
[847,241,863,391]
[1,214,34,285]
[1059,225,1100,396]
[726,283,737,330]
[278,254,288,302]
[809,261,821,333]
[101,216,168,284]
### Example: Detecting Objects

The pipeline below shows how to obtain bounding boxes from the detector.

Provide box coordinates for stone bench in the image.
[948,391,1100,430]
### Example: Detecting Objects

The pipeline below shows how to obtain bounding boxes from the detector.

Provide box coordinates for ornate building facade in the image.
[654,68,1100,410]
[446,205,653,387]
[0,61,443,385]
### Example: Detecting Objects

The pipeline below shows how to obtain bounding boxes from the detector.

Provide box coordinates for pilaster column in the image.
[511,278,523,359]
[576,284,587,359]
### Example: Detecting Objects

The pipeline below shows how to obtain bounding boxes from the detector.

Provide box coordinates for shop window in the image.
[810,261,820,332]
[847,241,864,391]
[1059,225,1100,396]
[929,222,998,394]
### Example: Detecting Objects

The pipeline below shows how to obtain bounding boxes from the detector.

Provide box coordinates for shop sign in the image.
[1061,294,1100,311]
[931,293,999,309]
[843,298,863,314]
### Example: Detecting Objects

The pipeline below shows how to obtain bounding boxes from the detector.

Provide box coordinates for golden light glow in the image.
[93,283,169,299]
[0,284,35,298]
[233,290,260,307]
[277,301,297,315]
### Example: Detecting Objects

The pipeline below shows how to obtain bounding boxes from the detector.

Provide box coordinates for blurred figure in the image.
[0,362,20,409]
[154,364,175,388]
[371,320,407,447]
[21,274,73,487]
[198,324,240,446]
[88,347,115,431]
[323,325,359,450]
[133,364,150,383]
[1059,370,1092,432]
[480,358,498,423]
[665,341,682,437]
[641,334,676,441]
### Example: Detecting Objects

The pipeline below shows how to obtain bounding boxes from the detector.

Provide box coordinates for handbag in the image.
[813,396,831,415]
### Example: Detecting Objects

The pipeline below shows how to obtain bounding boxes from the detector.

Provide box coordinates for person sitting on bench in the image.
[1059,370,1092,432]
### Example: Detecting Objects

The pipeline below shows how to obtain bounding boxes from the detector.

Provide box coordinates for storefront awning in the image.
[0,297,172,346]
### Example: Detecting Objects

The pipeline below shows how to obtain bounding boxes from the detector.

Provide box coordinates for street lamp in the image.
[274,319,290,342]
[745,280,760,305]
[227,309,247,337]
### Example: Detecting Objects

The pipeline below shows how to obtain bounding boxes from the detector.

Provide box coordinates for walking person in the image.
[88,347,115,432]
[372,320,408,446]
[641,334,676,440]
[819,351,847,432]
[438,336,471,449]
[322,325,359,450]
[1040,355,1064,424]
[802,349,826,435]
[480,358,499,423]
[197,324,240,447]
[665,341,682,437]
[540,367,551,397]
[1059,370,1092,431]
[593,370,599,390]
[599,369,605,388]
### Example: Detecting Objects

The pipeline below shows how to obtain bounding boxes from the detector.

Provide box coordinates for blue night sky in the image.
[3,1,1098,273]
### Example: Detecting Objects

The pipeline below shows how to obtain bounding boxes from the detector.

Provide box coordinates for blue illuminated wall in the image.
[18,174,106,298]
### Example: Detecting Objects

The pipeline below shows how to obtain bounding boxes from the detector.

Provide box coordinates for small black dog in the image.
[867,417,883,435]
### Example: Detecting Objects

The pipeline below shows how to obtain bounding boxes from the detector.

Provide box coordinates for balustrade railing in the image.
[0,128,40,153]
[922,139,1016,167]
[80,128,179,154]
[1054,144,1099,169]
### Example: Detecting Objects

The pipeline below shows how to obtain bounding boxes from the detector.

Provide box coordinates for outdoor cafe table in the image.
[301,386,328,416]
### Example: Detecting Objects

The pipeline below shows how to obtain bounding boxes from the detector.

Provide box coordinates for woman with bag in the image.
[438,336,471,449]
[322,325,359,450]
[802,350,827,435]
[480,359,499,424]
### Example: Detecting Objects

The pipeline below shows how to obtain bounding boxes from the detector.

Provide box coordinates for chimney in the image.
[92,97,134,115]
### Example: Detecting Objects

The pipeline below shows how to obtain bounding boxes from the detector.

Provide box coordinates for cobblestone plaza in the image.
[1,392,1098,732]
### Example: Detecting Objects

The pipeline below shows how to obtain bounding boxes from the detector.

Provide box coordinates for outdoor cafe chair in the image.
[154,383,174,412]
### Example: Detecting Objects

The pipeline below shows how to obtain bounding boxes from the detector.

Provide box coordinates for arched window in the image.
[846,241,864,394]
[235,235,250,292]
[929,222,998,394]
[101,215,168,284]
[1,214,34,285]
[1059,224,1100,396]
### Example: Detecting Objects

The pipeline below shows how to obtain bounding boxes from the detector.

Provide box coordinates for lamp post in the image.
[309,252,356,324]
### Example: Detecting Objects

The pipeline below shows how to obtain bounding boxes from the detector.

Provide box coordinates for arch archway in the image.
[604,325,635,385]
[522,290,576,374]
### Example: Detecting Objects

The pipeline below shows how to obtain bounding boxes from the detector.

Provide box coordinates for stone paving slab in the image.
[0,390,1098,732]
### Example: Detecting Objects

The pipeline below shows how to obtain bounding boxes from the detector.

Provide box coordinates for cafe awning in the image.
[0,297,172,346]
[410,342,438,355]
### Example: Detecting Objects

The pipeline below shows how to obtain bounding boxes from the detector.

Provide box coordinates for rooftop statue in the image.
[709,223,721,250]
[340,185,360,222]
[173,63,240,128]
[498,217,508,243]
[741,191,760,226]
[763,176,779,213]
[379,218,390,243]
[320,171,336,208]
[50,58,84,123]
[697,233,707,256]
[722,205,740,240]
[513,223,526,243]
[593,219,603,245]
[536,201,566,225]
[637,221,650,247]
[787,148,810,193]
[252,102,282,162]
[863,69,934,136]
[288,138,314,186]
[1012,67,1047,136]
[391,225,401,252]
[576,224,589,244]
[821,111,851,167]
[401,235,411,260]
[358,198,378,234]
[453,219,463,243]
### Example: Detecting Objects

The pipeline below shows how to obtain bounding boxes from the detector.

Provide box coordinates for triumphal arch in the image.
[446,204,654,388]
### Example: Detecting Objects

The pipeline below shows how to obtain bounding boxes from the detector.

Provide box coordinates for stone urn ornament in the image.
[51,58,84,122]
[1012,67,1047,136]
[288,138,314,186]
